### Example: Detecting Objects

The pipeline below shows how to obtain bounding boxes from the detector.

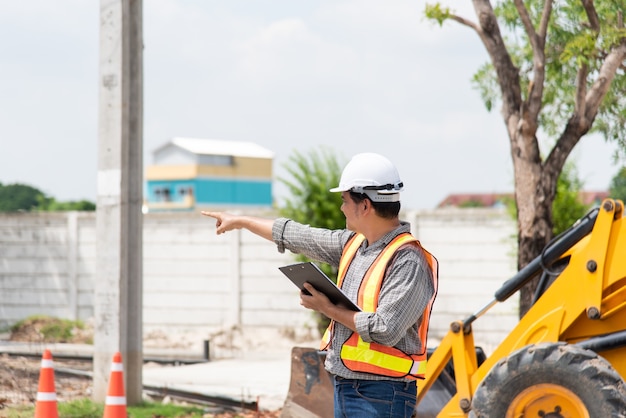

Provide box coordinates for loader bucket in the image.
[281,347,334,418]
[281,346,475,418]
[415,358,456,417]
[415,379,454,417]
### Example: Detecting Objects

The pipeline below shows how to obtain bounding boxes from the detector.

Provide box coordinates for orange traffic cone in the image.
[103,352,127,418]
[34,349,59,418]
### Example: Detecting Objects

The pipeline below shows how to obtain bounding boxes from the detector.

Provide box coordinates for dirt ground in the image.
[0,354,282,418]
[0,353,92,404]
[0,319,290,417]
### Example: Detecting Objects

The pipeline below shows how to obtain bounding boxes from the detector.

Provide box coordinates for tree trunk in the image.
[516,195,553,316]
[510,130,555,317]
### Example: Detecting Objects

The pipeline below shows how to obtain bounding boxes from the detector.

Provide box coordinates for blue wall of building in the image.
[147,178,272,207]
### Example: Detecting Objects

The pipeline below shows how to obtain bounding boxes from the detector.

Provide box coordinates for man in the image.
[202,152,438,418]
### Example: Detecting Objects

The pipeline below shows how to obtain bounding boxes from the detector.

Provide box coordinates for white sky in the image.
[0,0,621,209]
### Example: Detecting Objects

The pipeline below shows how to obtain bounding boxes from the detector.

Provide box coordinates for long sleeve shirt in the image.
[272,218,435,381]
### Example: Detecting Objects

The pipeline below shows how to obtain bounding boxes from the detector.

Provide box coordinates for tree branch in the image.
[581,0,601,32]
[544,130,580,193]
[537,1,553,45]
[513,0,553,132]
[547,42,626,175]
[471,0,522,122]
[513,0,539,49]
[448,13,480,32]
[574,63,589,119]
[584,43,626,118]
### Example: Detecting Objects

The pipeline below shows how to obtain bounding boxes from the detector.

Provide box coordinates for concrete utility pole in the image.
[94,0,143,404]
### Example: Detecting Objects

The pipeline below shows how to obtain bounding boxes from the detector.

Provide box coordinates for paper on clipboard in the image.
[279,262,361,312]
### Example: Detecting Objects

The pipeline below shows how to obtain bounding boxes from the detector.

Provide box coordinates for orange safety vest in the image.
[320,232,438,380]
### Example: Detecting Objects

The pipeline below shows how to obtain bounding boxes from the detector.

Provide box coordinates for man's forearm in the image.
[238,216,274,241]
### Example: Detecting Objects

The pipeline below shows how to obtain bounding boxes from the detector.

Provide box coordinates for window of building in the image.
[198,154,233,166]
[153,186,172,202]
[177,185,194,199]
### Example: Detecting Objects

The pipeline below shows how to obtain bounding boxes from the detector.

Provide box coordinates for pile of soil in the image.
[8,317,93,344]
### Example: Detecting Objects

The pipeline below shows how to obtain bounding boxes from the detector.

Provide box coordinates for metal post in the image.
[203,340,211,361]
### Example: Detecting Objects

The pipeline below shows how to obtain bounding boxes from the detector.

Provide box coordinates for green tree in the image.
[0,182,46,212]
[552,163,588,235]
[279,147,346,274]
[38,197,96,211]
[278,148,346,334]
[609,167,626,203]
[426,1,626,316]
[0,182,96,212]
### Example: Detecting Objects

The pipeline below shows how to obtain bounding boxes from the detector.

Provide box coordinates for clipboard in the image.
[279,262,361,312]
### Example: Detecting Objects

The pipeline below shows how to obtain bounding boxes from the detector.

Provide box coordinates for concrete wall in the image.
[410,209,519,348]
[0,208,518,347]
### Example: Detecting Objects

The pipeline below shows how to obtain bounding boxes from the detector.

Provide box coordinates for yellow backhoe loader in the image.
[282,198,626,417]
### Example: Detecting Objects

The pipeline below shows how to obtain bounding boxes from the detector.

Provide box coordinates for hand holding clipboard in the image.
[279,262,361,312]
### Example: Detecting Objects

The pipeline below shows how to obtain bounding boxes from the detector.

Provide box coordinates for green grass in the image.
[10,315,89,343]
[3,399,208,418]
[127,402,207,418]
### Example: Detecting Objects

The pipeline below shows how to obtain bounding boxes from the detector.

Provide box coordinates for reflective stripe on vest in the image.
[341,333,428,378]
[319,233,365,350]
[321,232,438,380]
[319,233,408,349]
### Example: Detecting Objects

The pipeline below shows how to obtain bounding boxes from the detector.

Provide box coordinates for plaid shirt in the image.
[272,218,435,381]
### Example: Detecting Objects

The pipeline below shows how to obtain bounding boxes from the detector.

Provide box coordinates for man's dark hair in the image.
[349,191,400,219]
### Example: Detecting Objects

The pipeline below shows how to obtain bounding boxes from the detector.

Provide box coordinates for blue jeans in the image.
[333,376,417,418]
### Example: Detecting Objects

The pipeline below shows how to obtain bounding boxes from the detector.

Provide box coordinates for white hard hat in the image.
[330,153,403,202]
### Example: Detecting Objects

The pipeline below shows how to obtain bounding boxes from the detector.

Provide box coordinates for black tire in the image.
[469,342,626,418]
